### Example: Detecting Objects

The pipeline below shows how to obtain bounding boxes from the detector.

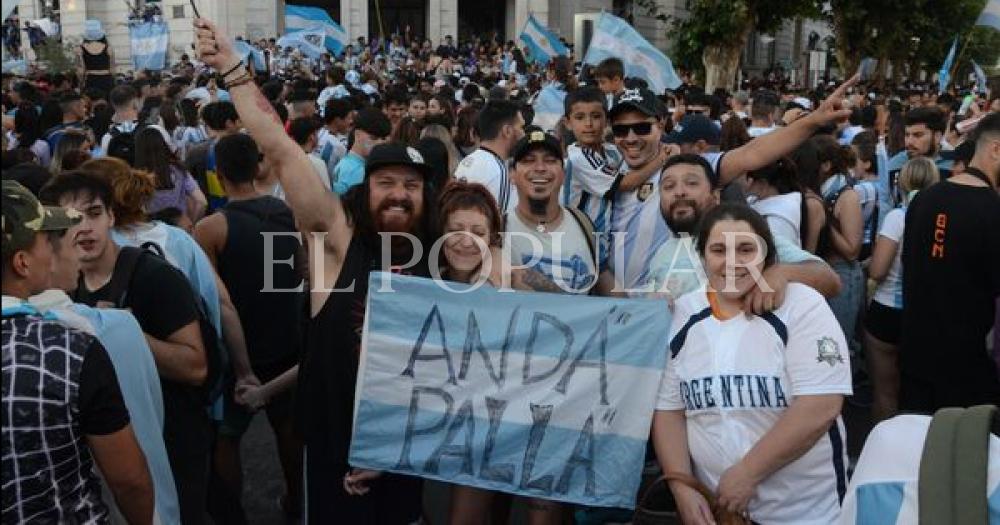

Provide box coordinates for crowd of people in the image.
[2,11,999,525]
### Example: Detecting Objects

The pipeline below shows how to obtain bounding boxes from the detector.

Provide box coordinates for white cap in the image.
[792,96,813,110]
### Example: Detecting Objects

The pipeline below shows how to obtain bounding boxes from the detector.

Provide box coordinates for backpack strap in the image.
[953,405,996,524]
[104,246,146,308]
[564,206,598,270]
[919,405,996,525]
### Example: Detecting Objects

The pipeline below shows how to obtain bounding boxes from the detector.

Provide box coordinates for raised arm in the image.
[192,18,351,252]
[718,76,858,186]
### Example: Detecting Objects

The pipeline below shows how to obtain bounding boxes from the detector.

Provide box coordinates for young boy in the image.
[593,57,626,109]
[562,87,664,237]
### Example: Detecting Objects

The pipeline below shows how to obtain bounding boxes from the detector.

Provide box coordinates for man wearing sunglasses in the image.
[609,76,860,290]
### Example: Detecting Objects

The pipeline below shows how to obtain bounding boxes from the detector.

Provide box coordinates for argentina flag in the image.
[531,84,567,133]
[277,28,328,59]
[130,22,169,71]
[583,12,681,95]
[519,14,568,65]
[285,4,347,55]
[937,36,958,93]
[976,0,1000,31]
[972,60,988,94]
[234,40,268,72]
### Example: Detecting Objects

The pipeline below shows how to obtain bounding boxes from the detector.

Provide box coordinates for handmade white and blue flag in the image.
[130,22,169,71]
[976,0,1000,31]
[583,12,681,94]
[285,4,347,55]
[519,14,568,65]
[234,40,268,72]
[938,36,958,93]
[350,273,670,508]
[531,84,567,133]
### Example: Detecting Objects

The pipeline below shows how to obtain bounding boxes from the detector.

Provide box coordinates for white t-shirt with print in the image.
[751,191,802,248]
[872,208,905,309]
[505,208,597,294]
[657,283,852,525]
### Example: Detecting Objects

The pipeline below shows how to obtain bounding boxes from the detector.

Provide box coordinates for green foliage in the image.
[826,0,1000,82]
[667,0,818,76]
[34,37,77,74]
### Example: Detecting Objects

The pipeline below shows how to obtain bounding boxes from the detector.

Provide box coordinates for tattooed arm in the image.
[513,268,565,294]
[192,18,349,249]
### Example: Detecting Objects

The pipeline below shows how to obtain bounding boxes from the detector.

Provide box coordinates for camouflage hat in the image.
[2,180,82,257]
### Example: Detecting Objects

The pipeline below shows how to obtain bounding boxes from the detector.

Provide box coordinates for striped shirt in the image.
[562,142,622,237]
[454,146,519,213]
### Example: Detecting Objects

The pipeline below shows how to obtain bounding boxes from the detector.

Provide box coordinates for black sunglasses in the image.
[611,122,654,138]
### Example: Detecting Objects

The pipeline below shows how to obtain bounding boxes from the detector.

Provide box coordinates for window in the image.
[172,5,185,19]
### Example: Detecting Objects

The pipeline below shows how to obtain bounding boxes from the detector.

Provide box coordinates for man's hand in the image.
[193,17,239,72]
[742,264,789,315]
[781,107,806,126]
[343,468,382,496]
[803,75,858,129]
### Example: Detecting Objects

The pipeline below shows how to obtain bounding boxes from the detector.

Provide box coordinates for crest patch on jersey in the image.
[816,336,844,366]
[637,182,654,202]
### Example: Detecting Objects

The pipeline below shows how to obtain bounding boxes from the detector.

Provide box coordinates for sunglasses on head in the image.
[611,122,654,138]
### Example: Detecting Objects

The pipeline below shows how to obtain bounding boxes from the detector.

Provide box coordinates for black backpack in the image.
[106,124,139,165]
[103,242,226,406]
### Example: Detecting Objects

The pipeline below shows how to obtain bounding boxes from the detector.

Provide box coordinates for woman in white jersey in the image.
[862,158,939,422]
[652,203,852,524]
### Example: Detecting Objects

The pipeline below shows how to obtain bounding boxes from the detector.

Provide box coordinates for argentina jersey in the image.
[562,142,622,237]
[658,283,852,524]
[886,151,952,206]
[455,147,519,213]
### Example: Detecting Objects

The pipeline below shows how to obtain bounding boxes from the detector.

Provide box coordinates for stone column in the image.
[341,0,368,44]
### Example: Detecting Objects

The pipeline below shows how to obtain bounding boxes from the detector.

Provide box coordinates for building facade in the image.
[13,0,832,81]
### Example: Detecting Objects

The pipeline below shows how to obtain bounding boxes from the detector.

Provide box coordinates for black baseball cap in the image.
[512,128,562,164]
[365,142,434,179]
[664,115,720,146]
[610,88,665,120]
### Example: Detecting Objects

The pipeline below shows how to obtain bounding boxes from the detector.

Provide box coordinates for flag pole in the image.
[949,31,973,82]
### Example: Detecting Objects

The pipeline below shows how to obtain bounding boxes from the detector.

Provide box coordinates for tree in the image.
[825,0,1000,86]
[34,37,78,74]
[669,0,818,91]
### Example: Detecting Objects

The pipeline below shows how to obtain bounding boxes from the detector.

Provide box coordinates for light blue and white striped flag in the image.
[234,40,267,72]
[972,60,988,94]
[285,4,347,55]
[519,14,568,65]
[277,28,327,59]
[583,12,681,95]
[938,37,958,94]
[976,0,1000,31]
[130,22,169,71]
[2,0,16,22]
[349,273,670,509]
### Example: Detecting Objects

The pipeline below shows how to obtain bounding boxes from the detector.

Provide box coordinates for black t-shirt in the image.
[74,249,212,454]
[79,340,130,436]
[901,180,1000,399]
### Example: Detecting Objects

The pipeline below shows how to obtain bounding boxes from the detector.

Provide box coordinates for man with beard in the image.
[194,18,437,522]
[609,78,858,291]
[505,129,616,296]
[899,112,1000,411]
[639,154,840,311]
[885,107,953,204]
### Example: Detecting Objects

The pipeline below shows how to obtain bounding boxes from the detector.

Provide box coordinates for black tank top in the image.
[295,234,428,450]
[81,42,111,71]
[219,197,302,369]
